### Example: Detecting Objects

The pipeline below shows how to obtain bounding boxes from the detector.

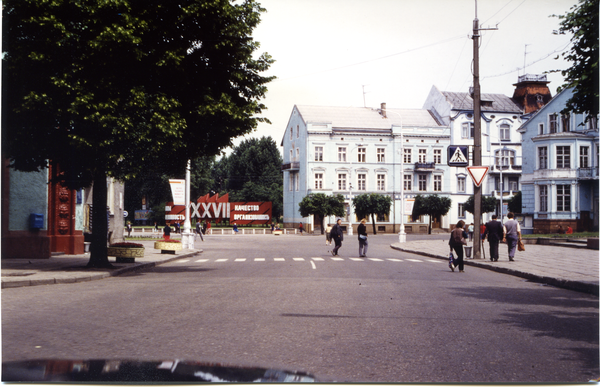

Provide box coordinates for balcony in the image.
[281,162,300,171]
[577,167,599,179]
[414,162,435,171]
[490,164,522,173]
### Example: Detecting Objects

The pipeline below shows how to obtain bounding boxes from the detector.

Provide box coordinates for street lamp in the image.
[347,144,363,236]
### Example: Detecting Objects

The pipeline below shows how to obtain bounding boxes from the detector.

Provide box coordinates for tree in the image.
[352,193,392,235]
[2,0,274,267]
[411,194,452,234]
[298,194,346,234]
[463,195,498,215]
[552,0,599,121]
[507,191,522,214]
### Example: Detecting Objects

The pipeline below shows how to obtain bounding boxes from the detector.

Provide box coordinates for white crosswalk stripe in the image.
[173,257,437,264]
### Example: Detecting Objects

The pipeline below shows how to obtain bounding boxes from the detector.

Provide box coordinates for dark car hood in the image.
[2,359,317,383]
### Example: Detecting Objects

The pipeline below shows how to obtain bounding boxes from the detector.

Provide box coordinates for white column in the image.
[182,160,195,249]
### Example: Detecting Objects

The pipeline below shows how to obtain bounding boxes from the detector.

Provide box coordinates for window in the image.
[404,148,412,163]
[462,122,474,139]
[580,146,590,168]
[338,147,347,162]
[556,146,570,168]
[495,149,514,167]
[357,174,366,191]
[499,123,510,141]
[561,113,570,132]
[404,175,412,191]
[289,150,293,162]
[539,185,548,212]
[549,113,558,133]
[418,175,427,191]
[458,203,466,218]
[377,148,385,163]
[296,125,299,138]
[557,184,571,212]
[315,146,323,162]
[538,147,548,169]
[295,173,299,191]
[434,175,442,192]
[377,174,385,191]
[457,176,466,193]
[295,148,299,160]
[338,173,347,190]
[538,123,544,135]
[315,173,323,189]
[433,149,441,164]
[289,173,294,191]
[357,147,366,163]
[419,149,427,163]
[508,177,518,191]
[290,127,293,140]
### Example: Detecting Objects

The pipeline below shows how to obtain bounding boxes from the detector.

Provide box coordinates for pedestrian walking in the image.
[163,223,172,240]
[126,222,132,237]
[357,218,368,257]
[482,215,504,261]
[206,221,211,234]
[468,223,474,242]
[503,212,521,261]
[448,220,468,272]
[298,222,303,235]
[153,222,159,236]
[330,219,344,256]
[233,223,239,235]
[325,223,333,245]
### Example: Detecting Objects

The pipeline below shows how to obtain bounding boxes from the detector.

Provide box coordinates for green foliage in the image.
[463,195,499,215]
[411,194,452,234]
[352,193,392,235]
[551,0,599,120]
[298,193,346,234]
[2,0,274,267]
[507,191,522,214]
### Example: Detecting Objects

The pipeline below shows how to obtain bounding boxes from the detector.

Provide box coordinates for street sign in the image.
[447,146,469,166]
[123,211,128,217]
[466,166,489,187]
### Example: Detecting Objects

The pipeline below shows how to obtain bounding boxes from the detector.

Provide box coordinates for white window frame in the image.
[377,148,385,163]
[357,173,367,191]
[404,148,412,163]
[538,123,544,135]
[418,149,427,163]
[549,113,558,133]
[538,147,548,170]
[338,173,347,191]
[462,122,474,139]
[315,173,323,189]
[580,146,590,168]
[377,174,386,191]
[404,174,412,191]
[357,147,366,163]
[315,146,323,162]
[434,175,442,192]
[556,145,570,169]
[457,176,466,193]
[499,123,510,141]
[557,184,570,212]
[338,147,347,162]
[418,175,427,191]
[539,185,548,212]
[433,149,441,164]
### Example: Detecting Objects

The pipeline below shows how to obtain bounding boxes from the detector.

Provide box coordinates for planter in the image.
[107,246,145,263]
[154,241,183,254]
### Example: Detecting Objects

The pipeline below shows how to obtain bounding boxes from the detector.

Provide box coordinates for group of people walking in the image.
[449,212,522,272]
[325,218,369,257]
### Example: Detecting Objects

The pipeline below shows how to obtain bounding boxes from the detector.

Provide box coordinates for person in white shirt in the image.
[503,212,521,262]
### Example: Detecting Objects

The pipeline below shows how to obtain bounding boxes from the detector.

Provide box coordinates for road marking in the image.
[254,258,265,261]
[331,257,344,261]
[368,258,383,261]
[311,257,324,261]
[215,259,228,262]
[311,261,317,270]
[426,259,441,263]
[177,259,190,263]
[195,259,209,263]
[293,258,305,261]
[387,258,402,262]
[274,258,285,261]
[406,259,422,262]
[234,258,246,262]
[349,258,364,261]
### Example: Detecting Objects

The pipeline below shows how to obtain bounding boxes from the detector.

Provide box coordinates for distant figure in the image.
[206,221,211,234]
[357,219,368,257]
[503,212,521,262]
[298,222,303,235]
[126,222,132,237]
[163,223,172,240]
[233,223,239,234]
[271,222,275,232]
[448,220,468,272]
[566,226,573,234]
[325,223,333,246]
[557,225,565,234]
[330,219,344,256]
[195,222,201,235]
[468,223,474,242]
[483,215,504,262]
[154,222,160,236]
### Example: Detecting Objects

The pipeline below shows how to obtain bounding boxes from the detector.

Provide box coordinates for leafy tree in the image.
[552,0,599,121]
[2,0,274,267]
[411,194,452,234]
[298,193,346,234]
[463,195,498,215]
[507,191,522,214]
[352,193,392,235]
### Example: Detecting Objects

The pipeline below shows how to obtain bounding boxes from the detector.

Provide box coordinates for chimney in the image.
[381,102,387,118]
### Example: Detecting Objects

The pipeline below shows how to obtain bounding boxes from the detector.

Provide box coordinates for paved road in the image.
[2,234,598,383]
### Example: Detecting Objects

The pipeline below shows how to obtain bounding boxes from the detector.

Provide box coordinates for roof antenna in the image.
[362,85,369,108]
[523,44,530,76]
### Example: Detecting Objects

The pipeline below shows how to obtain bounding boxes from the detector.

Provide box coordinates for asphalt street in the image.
[2,234,598,383]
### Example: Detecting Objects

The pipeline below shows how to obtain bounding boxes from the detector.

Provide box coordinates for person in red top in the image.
[566,226,573,234]
[480,224,486,240]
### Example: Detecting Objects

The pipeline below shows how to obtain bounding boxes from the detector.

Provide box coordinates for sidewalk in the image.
[1,240,202,289]
[391,239,599,296]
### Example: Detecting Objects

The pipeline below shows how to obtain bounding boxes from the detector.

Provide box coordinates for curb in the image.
[390,244,599,296]
[1,249,203,289]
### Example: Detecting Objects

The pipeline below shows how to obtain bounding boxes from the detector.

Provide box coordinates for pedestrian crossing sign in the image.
[447,146,469,166]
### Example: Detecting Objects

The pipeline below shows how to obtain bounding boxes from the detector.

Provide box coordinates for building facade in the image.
[423,84,525,226]
[518,87,599,233]
[281,104,451,234]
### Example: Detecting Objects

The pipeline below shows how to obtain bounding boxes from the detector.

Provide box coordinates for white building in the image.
[281,104,451,234]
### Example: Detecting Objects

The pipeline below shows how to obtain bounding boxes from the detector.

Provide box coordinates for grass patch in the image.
[522,232,598,239]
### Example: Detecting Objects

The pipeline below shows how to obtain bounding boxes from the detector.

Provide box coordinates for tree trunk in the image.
[87,169,114,268]
[371,213,377,235]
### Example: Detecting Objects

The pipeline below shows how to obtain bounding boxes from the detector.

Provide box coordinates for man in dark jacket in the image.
[331,219,344,256]
[483,215,504,261]
[357,218,368,257]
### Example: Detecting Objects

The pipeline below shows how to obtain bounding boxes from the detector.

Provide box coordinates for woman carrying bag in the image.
[448,220,468,273]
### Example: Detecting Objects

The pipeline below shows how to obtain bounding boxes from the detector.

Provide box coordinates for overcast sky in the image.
[235,0,575,150]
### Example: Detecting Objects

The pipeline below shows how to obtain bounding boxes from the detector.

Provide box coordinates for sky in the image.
[232,0,575,151]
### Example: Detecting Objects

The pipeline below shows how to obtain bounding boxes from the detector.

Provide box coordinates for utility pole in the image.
[472,0,497,259]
